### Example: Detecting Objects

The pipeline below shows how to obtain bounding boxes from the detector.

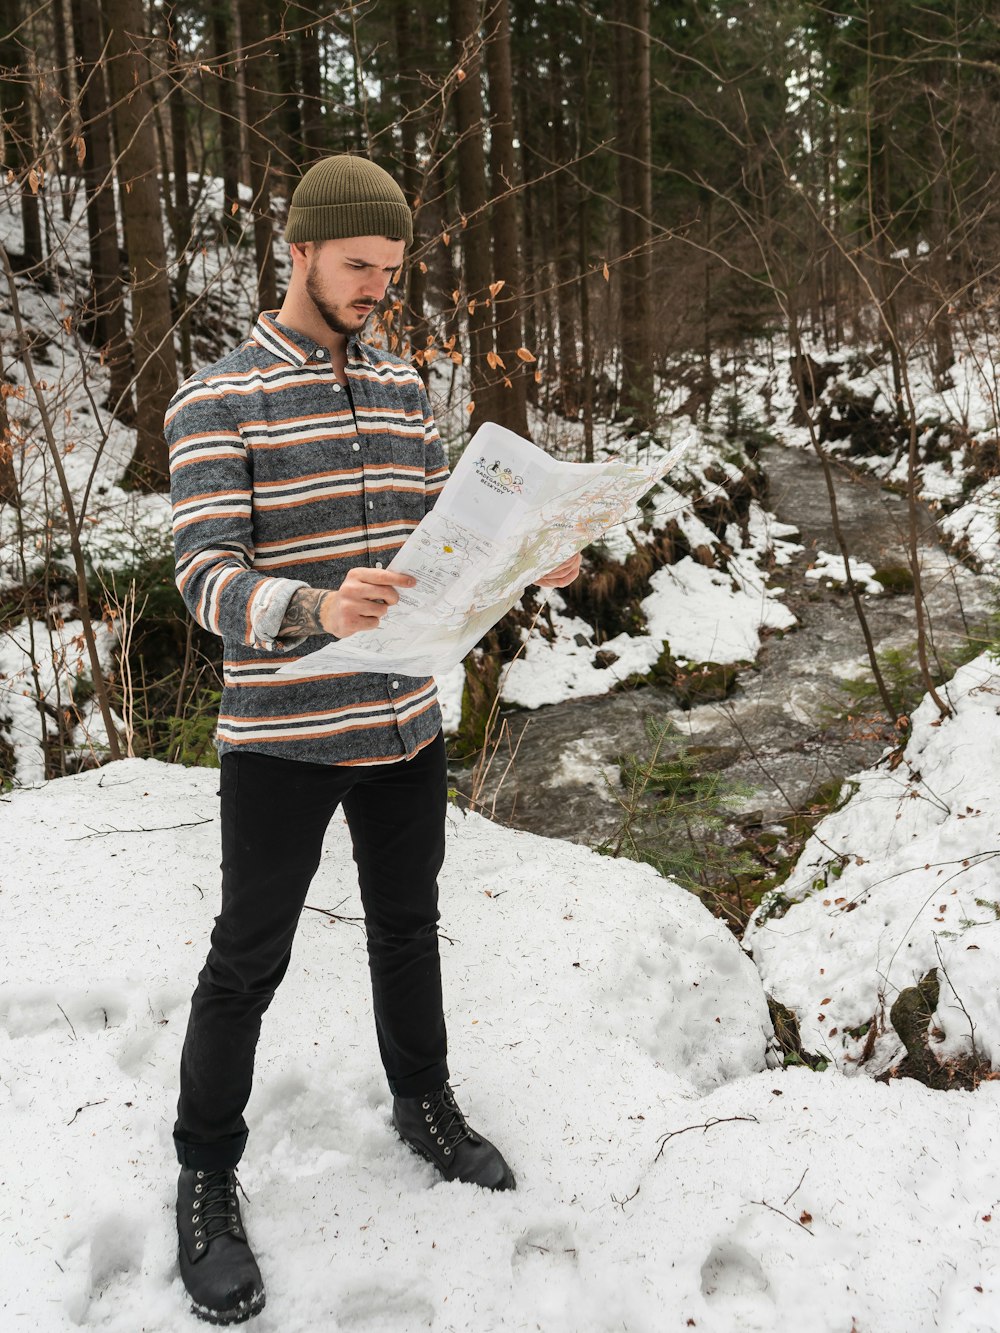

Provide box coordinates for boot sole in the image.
[189,1288,266,1326]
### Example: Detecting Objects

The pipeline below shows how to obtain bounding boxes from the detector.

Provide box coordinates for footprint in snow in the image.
[63,1210,148,1326]
[336,1282,435,1329]
[511,1219,580,1270]
[0,987,129,1039]
[700,1238,772,1305]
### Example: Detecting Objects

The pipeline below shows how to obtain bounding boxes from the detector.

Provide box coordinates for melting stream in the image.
[450,444,992,851]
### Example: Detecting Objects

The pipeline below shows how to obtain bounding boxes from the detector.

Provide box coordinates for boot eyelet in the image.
[195,1229,202,1237]
[195,1184,202,1193]
[196,1241,204,1250]
[424,1114,433,1123]
[444,1147,451,1155]
[437,1137,445,1144]
[421,1101,430,1110]
[191,1215,198,1224]
[196,1171,204,1179]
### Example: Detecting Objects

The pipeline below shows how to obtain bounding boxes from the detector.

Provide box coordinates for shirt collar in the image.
[253,311,367,367]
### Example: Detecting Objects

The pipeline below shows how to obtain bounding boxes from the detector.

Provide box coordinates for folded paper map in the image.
[275,422,687,679]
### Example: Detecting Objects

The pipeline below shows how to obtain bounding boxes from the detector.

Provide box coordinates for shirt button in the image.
[391,681,400,690]
[368,501,374,510]
[352,442,360,451]
[315,348,326,358]
[333,382,342,392]
[375,561,383,569]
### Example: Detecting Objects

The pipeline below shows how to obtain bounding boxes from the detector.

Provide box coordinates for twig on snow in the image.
[655,1114,758,1161]
[67,1099,107,1126]
[752,1196,815,1235]
[69,818,213,840]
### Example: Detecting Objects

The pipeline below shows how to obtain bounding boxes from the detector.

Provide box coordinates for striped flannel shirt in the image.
[166,311,450,765]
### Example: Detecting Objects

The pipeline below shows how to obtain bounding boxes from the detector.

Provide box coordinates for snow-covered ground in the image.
[4,753,1000,1333]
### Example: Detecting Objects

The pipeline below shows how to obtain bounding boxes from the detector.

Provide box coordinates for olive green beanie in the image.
[284,155,413,246]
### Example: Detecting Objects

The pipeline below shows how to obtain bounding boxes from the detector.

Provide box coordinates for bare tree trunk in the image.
[550,46,580,420]
[267,0,299,177]
[102,0,178,491]
[0,374,20,509]
[210,0,242,231]
[449,0,498,431]
[617,0,654,433]
[164,4,194,376]
[578,2,594,461]
[51,0,76,221]
[0,0,43,270]
[69,0,134,418]
[236,0,278,310]
[297,3,324,154]
[485,0,528,435]
[394,0,429,383]
[511,0,538,405]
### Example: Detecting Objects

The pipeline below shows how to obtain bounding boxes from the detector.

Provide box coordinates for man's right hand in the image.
[319,567,417,638]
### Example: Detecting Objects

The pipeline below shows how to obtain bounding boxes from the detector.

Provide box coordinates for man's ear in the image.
[289,241,310,267]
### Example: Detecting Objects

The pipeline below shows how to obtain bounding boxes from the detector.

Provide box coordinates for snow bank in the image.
[745,652,1000,1077]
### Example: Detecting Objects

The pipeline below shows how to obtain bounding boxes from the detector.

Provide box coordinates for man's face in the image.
[302,236,406,337]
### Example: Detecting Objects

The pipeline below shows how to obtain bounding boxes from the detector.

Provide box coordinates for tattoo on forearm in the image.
[279,588,329,639]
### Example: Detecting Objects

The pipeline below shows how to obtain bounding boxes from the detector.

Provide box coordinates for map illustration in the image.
[275,422,688,680]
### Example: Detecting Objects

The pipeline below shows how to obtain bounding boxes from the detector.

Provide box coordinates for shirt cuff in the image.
[249,577,310,651]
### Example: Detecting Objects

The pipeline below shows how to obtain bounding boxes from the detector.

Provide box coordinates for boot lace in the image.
[191,1169,244,1244]
[421,1084,474,1155]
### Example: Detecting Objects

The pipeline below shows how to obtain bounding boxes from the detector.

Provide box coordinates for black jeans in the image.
[173,732,450,1170]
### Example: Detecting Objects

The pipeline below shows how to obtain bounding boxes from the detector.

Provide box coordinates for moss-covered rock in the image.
[887,970,950,1090]
[673,660,742,708]
[767,995,827,1070]
[872,565,915,595]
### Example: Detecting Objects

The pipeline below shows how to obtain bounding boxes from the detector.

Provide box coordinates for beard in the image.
[305,265,375,338]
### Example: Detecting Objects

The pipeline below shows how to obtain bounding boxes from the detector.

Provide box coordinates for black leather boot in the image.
[392,1083,516,1190]
[176,1168,266,1325]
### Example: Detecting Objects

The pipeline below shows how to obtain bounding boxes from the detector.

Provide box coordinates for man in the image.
[166,154,580,1325]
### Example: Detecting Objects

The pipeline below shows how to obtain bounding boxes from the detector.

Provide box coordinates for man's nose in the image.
[363,274,389,299]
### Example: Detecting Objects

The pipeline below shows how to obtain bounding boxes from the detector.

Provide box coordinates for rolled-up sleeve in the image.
[165,380,307,650]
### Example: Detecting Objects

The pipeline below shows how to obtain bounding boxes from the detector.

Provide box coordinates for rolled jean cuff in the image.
[174,1129,248,1171]
[389,1060,450,1099]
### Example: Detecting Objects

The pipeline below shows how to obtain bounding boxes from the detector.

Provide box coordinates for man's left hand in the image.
[534,553,582,588]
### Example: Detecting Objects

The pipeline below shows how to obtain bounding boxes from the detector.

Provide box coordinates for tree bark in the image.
[394,0,430,383]
[236,0,278,310]
[102,0,178,490]
[69,0,134,418]
[449,0,498,432]
[550,40,580,420]
[0,377,20,509]
[297,3,324,154]
[0,0,43,270]
[209,0,242,231]
[164,4,193,376]
[617,0,654,434]
[51,0,76,221]
[268,0,300,177]
[485,0,528,435]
